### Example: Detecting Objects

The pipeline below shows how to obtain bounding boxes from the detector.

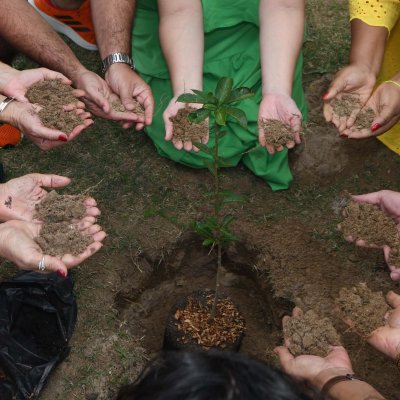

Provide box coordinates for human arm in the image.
[158,0,205,151]
[258,0,304,154]
[0,219,106,277]
[0,174,100,223]
[275,308,385,399]
[323,4,391,133]
[345,190,400,280]
[91,0,154,130]
[0,0,137,121]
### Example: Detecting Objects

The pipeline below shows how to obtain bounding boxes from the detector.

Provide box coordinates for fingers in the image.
[61,241,104,268]
[142,93,154,126]
[29,125,69,141]
[274,346,294,370]
[164,113,174,141]
[386,290,400,308]
[351,192,382,205]
[37,254,68,277]
[32,173,71,189]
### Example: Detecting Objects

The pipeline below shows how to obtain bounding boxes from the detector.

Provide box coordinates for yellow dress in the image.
[350,0,400,154]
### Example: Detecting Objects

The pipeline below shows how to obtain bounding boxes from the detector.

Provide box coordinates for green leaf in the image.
[206,92,218,104]
[176,93,205,104]
[215,77,233,103]
[215,109,227,126]
[218,130,228,139]
[225,107,248,128]
[203,103,217,111]
[187,108,210,124]
[225,87,255,104]
[191,89,209,99]
[222,214,235,227]
[204,159,217,176]
[202,238,215,246]
[192,142,213,155]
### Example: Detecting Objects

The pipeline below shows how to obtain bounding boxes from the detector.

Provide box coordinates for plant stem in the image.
[210,122,221,320]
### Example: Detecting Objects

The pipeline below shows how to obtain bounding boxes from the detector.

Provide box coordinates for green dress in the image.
[132,0,307,191]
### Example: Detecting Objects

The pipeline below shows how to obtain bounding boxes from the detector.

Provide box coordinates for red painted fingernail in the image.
[58,135,68,142]
[57,270,67,278]
[371,123,381,132]
[322,92,329,100]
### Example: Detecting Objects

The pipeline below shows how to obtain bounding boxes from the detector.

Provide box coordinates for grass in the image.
[2,1,400,398]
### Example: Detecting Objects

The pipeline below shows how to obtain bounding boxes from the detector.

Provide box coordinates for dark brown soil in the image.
[111,98,144,115]
[34,190,92,256]
[259,119,294,148]
[26,80,83,134]
[332,94,361,118]
[340,200,399,246]
[168,290,245,350]
[169,106,208,143]
[283,310,341,357]
[336,283,390,337]
[35,190,86,222]
[35,221,93,257]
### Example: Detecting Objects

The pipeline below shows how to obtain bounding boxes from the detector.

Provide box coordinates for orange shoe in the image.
[0,125,22,148]
[28,0,97,51]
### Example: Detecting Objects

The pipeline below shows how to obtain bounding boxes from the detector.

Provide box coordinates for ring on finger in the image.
[38,255,46,272]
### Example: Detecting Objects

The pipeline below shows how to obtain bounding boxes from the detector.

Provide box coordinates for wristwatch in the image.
[102,53,135,74]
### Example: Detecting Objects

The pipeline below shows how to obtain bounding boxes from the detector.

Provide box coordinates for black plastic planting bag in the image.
[0,272,77,399]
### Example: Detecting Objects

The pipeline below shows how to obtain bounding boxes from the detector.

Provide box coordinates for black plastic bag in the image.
[0,272,77,399]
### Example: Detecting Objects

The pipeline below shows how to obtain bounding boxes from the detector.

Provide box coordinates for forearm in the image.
[349,19,388,77]
[259,0,304,96]
[91,0,136,58]
[0,0,86,80]
[158,0,203,95]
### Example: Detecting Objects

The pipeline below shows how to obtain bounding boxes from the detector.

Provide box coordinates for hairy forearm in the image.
[259,0,304,96]
[349,19,388,77]
[0,0,85,79]
[91,0,136,58]
[158,0,203,95]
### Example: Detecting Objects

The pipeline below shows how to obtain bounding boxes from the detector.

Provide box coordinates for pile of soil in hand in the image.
[34,190,93,257]
[111,98,144,115]
[283,310,341,357]
[336,283,390,337]
[171,291,245,349]
[331,94,375,130]
[26,79,83,134]
[340,200,399,247]
[259,119,293,148]
[169,107,208,143]
[35,190,86,222]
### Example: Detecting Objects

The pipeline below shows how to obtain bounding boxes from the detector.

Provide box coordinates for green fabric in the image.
[132,0,307,191]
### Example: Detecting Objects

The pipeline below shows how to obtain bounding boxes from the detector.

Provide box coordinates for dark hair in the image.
[116,350,324,400]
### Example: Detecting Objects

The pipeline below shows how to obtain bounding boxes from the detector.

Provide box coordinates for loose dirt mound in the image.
[259,119,293,148]
[336,283,390,337]
[170,107,208,143]
[283,310,341,357]
[111,98,144,115]
[26,80,83,134]
[354,108,375,130]
[34,190,92,256]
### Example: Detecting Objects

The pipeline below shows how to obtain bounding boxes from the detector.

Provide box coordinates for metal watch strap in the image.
[0,97,15,114]
[102,53,135,74]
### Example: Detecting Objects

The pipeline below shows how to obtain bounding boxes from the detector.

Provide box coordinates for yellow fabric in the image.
[350,0,400,154]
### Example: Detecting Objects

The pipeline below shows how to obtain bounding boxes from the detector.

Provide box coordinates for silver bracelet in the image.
[0,97,15,114]
[102,53,135,74]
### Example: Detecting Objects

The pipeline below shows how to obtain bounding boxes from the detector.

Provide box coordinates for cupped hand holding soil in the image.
[26,79,92,136]
[34,190,105,261]
[258,119,296,154]
[339,191,400,280]
[164,99,209,152]
[337,284,400,360]
[282,308,341,357]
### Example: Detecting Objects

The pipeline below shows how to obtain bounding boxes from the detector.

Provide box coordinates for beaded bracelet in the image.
[384,80,400,89]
